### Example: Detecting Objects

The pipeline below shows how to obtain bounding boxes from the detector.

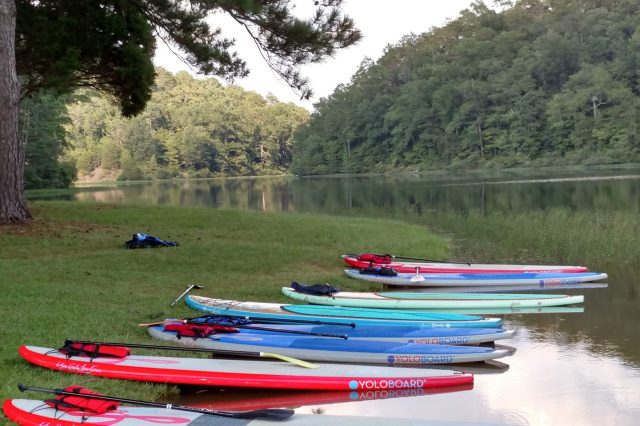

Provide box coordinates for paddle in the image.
[410,266,426,282]
[64,340,319,369]
[365,253,472,266]
[170,284,203,306]
[139,314,356,328]
[17,384,294,420]
[140,317,349,339]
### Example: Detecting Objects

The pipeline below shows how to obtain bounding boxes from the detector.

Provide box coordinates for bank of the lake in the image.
[0,201,449,406]
[425,208,640,266]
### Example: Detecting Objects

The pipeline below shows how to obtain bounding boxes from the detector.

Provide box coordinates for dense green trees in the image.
[1,0,360,222]
[291,0,640,175]
[64,69,309,180]
[21,93,75,189]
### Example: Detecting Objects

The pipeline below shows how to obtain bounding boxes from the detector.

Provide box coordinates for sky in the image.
[152,1,475,110]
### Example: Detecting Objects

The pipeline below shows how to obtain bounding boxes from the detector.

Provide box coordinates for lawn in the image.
[0,201,448,410]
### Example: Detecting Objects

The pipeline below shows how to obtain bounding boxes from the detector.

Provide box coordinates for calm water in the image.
[32,169,640,425]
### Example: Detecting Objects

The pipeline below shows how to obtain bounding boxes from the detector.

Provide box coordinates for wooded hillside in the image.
[291,0,640,175]
[64,69,309,182]
[23,69,309,187]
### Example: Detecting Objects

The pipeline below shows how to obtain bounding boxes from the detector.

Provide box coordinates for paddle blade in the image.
[260,352,319,369]
[410,274,426,282]
[230,408,295,420]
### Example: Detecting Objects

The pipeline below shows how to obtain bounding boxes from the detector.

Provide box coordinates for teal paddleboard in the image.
[186,296,503,328]
[282,287,584,309]
[282,304,505,325]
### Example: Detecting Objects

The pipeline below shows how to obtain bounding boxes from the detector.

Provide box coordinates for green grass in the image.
[427,208,640,268]
[0,201,449,412]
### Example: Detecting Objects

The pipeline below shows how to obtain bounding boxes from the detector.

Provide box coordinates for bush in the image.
[153,167,175,180]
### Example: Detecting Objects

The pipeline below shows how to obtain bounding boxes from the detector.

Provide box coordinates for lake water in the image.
[32,168,640,425]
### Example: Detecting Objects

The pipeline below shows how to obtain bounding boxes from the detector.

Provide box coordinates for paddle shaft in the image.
[369,253,471,265]
[148,319,348,339]
[237,324,348,338]
[66,339,288,359]
[170,284,202,306]
[215,314,356,328]
[17,384,293,420]
[140,314,356,328]
[64,339,318,369]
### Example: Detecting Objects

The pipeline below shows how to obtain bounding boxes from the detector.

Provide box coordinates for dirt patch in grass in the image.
[0,220,121,238]
[0,214,122,239]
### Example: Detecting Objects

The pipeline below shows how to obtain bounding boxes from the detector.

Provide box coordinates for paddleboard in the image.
[1,399,439,426]
[186,296,503,328]
[281,305,503,327]
[19,345,473,390]
[282,287,584,309]
[342,253,589,273]
[391,283,608,293]
[382,306,585,315]
[148,325,511,364]
[182,316,515,345]
[345,268,608,287]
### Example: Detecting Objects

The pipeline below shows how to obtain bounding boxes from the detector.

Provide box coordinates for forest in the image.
[291,0,640,174]
[21,69,309,188]
[21,0,640,188]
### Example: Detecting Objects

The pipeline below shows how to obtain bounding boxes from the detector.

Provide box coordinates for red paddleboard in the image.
[2,399,438,426]
[19,345,472,391]
[342,254,589,273]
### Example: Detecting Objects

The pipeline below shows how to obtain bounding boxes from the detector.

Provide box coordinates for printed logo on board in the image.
[348,378,427,390]
[387,354,454,364]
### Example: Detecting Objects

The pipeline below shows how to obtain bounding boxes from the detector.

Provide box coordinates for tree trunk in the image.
[476,122,484,160]
[0,0,31,223]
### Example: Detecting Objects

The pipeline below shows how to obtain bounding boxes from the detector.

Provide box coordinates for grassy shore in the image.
[426,208,640,268]
[0,201,449,409]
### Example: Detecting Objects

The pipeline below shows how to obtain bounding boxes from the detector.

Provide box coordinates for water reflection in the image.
[509,266,640,368]
[175,383,473,411]
[29,170,640,215]
[480,328,640,426]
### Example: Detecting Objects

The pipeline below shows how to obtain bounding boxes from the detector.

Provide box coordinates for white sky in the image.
[152,1,475,110]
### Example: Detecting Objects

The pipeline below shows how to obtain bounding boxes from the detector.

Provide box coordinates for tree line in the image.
[291,0,640,175]
[22,70,309,186]
[67,69,309,181]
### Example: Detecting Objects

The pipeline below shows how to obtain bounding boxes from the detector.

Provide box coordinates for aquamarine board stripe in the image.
[282,305,484,321]
[376,292,566,300]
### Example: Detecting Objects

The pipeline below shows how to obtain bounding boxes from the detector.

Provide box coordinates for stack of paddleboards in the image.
[9,332,476,425]
[329,253,607,317]
[341,252,608,287]
[4,251,605,425]
[176,296,516,363]
[8,290,490,425]
[146,321,511,365]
